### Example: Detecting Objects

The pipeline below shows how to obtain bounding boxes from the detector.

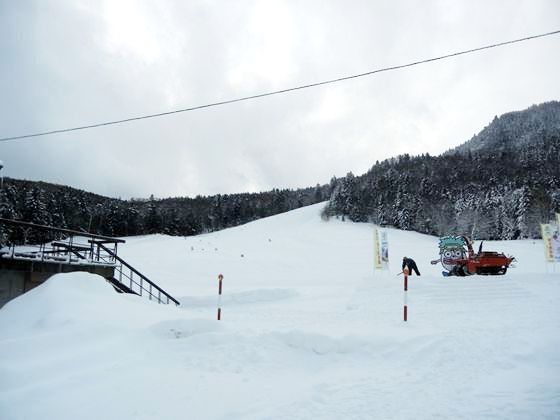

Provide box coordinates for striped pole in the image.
[217,274,223,320]
[403,266,409,322]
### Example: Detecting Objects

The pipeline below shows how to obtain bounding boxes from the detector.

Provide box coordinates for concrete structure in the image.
[0,258,115,308]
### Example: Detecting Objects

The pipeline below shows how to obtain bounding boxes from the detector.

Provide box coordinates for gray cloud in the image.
[1,0,559,198]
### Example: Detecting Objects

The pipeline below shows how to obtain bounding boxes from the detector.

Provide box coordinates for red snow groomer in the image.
[430,235,515,276]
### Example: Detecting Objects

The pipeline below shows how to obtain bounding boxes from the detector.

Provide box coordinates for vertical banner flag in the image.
[380,229,389,269]
[374,227,389,270]
[541,224,557,262]
[552,222,560,262]
[374,227,382,270]
[556,213,560,261]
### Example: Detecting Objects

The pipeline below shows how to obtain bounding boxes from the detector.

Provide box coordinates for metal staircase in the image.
[97,243,180,305]
[0,218,180,306]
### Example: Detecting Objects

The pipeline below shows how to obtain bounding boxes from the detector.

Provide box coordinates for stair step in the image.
[107,277,138,295]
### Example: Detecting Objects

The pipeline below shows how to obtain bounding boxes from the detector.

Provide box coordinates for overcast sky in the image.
[1,0,559,199]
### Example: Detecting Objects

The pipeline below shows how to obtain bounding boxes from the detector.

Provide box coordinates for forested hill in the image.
[451,101,560,155]
[2,101,559,243]
[324,101,560,239]
[0,179,330,243]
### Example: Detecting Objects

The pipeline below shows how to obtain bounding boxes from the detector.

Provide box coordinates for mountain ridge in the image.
[324,100,560,239]
[449,100,560,155]
[1,101,559,241]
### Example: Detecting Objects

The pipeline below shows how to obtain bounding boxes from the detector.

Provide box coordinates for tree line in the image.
[324,134,560,239]
[0,179,330,244]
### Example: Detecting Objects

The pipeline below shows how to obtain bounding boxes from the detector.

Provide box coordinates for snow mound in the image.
[0,272,178,339]
[0,273,118,335]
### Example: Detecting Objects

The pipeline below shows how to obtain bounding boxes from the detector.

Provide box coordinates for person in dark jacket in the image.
[402,256,420,276]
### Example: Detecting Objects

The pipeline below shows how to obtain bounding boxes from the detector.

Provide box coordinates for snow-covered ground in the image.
[1,203,559,419]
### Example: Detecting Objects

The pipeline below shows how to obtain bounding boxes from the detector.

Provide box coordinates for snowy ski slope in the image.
[1,203,559,419]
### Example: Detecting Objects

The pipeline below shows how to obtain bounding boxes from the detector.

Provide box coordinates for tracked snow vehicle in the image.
[430,236,515,276]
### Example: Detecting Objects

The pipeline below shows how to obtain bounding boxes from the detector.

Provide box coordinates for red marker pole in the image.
[403,266,409,322]
[217,274,223,320]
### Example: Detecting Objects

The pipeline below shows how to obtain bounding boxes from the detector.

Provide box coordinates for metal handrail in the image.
[98,243,180,306]
[0,241,114,266]
[102,256,175,305]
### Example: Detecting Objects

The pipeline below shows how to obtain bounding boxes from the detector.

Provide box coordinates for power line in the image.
[2,29,559,143]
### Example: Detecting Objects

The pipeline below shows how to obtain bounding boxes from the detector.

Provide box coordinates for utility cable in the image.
[1,29,559,142]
